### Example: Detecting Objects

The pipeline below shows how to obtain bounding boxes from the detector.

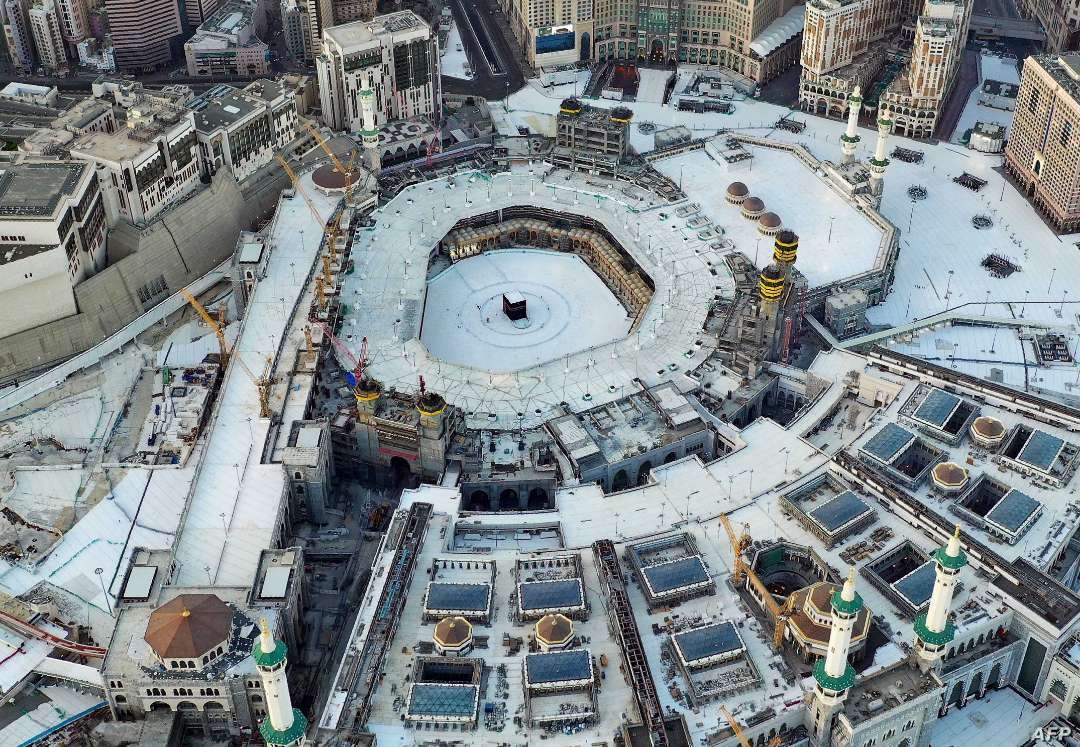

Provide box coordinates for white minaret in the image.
[809,568,863,746]
[868,108,892,199]
[915,525,966,670]
[359,83,381,174]
[254,618,307,746]
[840,85,863,165]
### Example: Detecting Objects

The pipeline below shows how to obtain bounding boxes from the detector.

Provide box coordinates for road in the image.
[936,47,980,140]
[442,0,526,99]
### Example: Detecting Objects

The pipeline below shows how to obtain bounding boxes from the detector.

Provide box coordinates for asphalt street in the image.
[442,0,526,98]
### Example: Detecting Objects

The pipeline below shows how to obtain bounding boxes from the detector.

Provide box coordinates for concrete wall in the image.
[0,169,287,384]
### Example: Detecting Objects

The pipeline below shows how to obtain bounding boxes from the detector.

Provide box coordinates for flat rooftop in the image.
[640,555,710,595]
[0,162,85,217]
[653,143,886,289]
[672,621,744,664]
[524,649,592,685]
[519,579,584,611]
[807,490,872,534]
[191,86,260,132]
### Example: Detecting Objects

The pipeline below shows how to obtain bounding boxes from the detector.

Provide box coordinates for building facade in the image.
[69,100,201,226]
[502,0,803,83]
[880,0,970,138]
[28,0,68,73]
[0,161,107,338]
[2,0,36,72]
[317,10,440,132]
[104,0,182,69]
[1004,54,1080,233]
[191,81,298,182]
[184,0,269,77]
[1014,0,1080,55]
[799,0,903,117]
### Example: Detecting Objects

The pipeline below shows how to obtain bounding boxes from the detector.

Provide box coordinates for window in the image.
[1061,120,1072,147]
[1029,87,1039,113]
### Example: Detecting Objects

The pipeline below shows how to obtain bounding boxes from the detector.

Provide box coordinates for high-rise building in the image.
[879,0,969,139]
[28,0,68,73]
[104,0,182,70]
[1014,0,1080,55]
[1004,54,1080,233]
[280,0,311,61]
[298,0,373,62]
[54,0,88,55]
[183,0,224,29]
[799,0,903,117]
[317,10,440,133]
[506,0,802,82]
[2,0,36,72]
[184,0,270,77]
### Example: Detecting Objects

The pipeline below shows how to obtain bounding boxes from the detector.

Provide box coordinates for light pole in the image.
[95,567,112,617]
[1049,267,1057,294]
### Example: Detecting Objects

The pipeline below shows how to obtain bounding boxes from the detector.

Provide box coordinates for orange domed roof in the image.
[535,613,573,645]
[434,616,473,647]
[726,181,749,197]
[742,196,765,212]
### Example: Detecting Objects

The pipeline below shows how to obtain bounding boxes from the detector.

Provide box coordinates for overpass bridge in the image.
[969,14,1046,42]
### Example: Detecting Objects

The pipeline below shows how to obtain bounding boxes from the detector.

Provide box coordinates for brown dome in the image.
[535,613,573,645]
[759,212,782,228]
[932,461,969,488]
[434,616,473,647]
[145,594,233,660]
[742,196,765,213]
[726,181,749,197]
[972,416,1005,439]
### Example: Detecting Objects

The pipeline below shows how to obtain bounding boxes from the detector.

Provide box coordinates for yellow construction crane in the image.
[304,121,355,186]
[720,515,752,584]
[720,706,750,747]
[275,153,325,229]
[179,289,276,418]
[181,289,229,367]
[719,514,790,650]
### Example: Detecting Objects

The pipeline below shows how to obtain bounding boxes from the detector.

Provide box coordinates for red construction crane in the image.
[315,322,367,387]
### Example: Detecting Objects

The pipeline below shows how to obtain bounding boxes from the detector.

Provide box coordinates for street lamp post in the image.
[95,567,112,617]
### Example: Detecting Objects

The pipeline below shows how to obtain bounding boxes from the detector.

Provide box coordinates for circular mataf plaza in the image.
[336,168,736,429]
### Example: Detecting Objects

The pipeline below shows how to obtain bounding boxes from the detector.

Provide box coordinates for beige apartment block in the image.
[1004,54,1080,233]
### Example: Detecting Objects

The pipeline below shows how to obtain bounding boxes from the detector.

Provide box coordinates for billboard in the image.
[536,24,575,55]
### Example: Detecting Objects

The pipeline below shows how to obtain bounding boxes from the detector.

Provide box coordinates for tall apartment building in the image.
[298,0,374,62]
[104,0,183,70]
[29,0,68,73]
[317,10,440,132]
[0,161,107,338]
[799,0,903,117]
[1014,0,1080,54]
[191,81,298,182]
[2,0,36,72]
[1004,54,1080,233]
[880,0,970,138]
[69,97,201,226]
[184,0,269,77]
[508,0,803,83]
[184,0,224,29]
[280,0,310,60]
[54,0,88,55]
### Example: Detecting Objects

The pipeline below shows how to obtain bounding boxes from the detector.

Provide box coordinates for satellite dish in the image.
[345,372,358,387]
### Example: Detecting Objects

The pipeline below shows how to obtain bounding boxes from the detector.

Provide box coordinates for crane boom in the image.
[720,706,751,747]
[275,153,325,228]
[181,289,228,366]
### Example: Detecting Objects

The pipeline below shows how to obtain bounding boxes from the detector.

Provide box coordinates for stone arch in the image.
[499,488,519,509]
[987,661,1003,689]
[898,740,912,747]
[637,461,652,485]
[469,490,490,511]
[149,701,170,712]
[969,671,984,698]
[612,469,629,492]
[580,32,591,61]
[177,701,198,712]
[390,456,412,486]
[947,680,964,707]
[1049,678,1069,700]
[204,701,225,711]
[527,487,548,509]
[663,451,678,464]
[1071,695,1080,722]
